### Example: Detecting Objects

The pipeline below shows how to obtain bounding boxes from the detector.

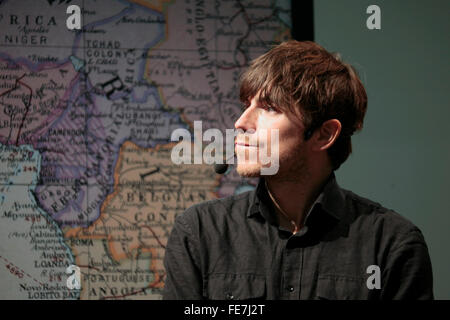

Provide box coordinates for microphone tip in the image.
[214,163,229,174]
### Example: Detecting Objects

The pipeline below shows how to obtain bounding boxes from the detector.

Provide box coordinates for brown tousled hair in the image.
[239,40,367,170]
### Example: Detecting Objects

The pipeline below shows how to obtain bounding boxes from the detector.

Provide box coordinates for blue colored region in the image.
[69,55,85,71]
[0,142,79,299]
[234,184,255,195]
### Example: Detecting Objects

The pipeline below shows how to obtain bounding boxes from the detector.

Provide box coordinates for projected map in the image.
[0,0,290,299]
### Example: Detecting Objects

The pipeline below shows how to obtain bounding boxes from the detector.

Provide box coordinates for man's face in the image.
[234,93,308,179]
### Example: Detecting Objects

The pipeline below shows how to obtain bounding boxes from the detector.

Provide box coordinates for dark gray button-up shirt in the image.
[163,173,433,300]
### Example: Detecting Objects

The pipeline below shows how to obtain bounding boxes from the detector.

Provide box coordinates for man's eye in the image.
[262,105,278,113]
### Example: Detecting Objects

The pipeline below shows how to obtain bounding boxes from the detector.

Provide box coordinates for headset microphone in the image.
[214,163,229,174]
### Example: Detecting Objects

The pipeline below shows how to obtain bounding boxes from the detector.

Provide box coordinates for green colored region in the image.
[275,0,292,27]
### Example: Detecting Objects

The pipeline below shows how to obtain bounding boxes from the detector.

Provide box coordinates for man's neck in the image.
[265,168,332,229]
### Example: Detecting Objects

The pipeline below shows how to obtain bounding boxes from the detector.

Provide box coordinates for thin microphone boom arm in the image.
[213,153,235,174]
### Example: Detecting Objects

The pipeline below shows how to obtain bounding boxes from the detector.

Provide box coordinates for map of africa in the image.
[0,0,291,299]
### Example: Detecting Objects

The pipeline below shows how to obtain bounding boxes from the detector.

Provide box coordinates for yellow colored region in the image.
[128,0,174,13]
[64,140,220,298]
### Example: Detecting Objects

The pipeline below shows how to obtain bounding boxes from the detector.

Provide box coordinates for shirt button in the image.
[226,292,234,300]
[287,286,294,292]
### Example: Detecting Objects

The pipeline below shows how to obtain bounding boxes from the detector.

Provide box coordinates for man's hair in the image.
[239,40,367,170]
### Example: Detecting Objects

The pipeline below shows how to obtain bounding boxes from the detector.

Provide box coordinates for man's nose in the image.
[234,106,257,131]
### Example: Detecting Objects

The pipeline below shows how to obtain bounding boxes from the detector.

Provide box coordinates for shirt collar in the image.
[247,172,346,223]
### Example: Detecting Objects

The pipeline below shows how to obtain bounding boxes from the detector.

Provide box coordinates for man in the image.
[162,41,433,299]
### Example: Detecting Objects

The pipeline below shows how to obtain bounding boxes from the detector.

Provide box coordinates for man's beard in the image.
[236,145,308,181]
[236,162,261,178]
[235,146,262,177]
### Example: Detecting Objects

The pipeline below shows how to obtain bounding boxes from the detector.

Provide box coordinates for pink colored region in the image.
[0,59,79,146]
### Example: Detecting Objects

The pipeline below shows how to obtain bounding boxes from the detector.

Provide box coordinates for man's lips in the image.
[235,141,257,147]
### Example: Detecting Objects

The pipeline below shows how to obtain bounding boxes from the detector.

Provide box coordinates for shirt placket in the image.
[280,228,307,299]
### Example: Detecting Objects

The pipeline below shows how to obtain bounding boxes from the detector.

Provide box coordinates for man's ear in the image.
[311,119,342,151]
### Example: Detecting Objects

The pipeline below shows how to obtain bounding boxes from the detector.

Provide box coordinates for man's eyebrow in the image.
[257,97,273,106]
[254,96,265,105]
[241,95,269,108]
